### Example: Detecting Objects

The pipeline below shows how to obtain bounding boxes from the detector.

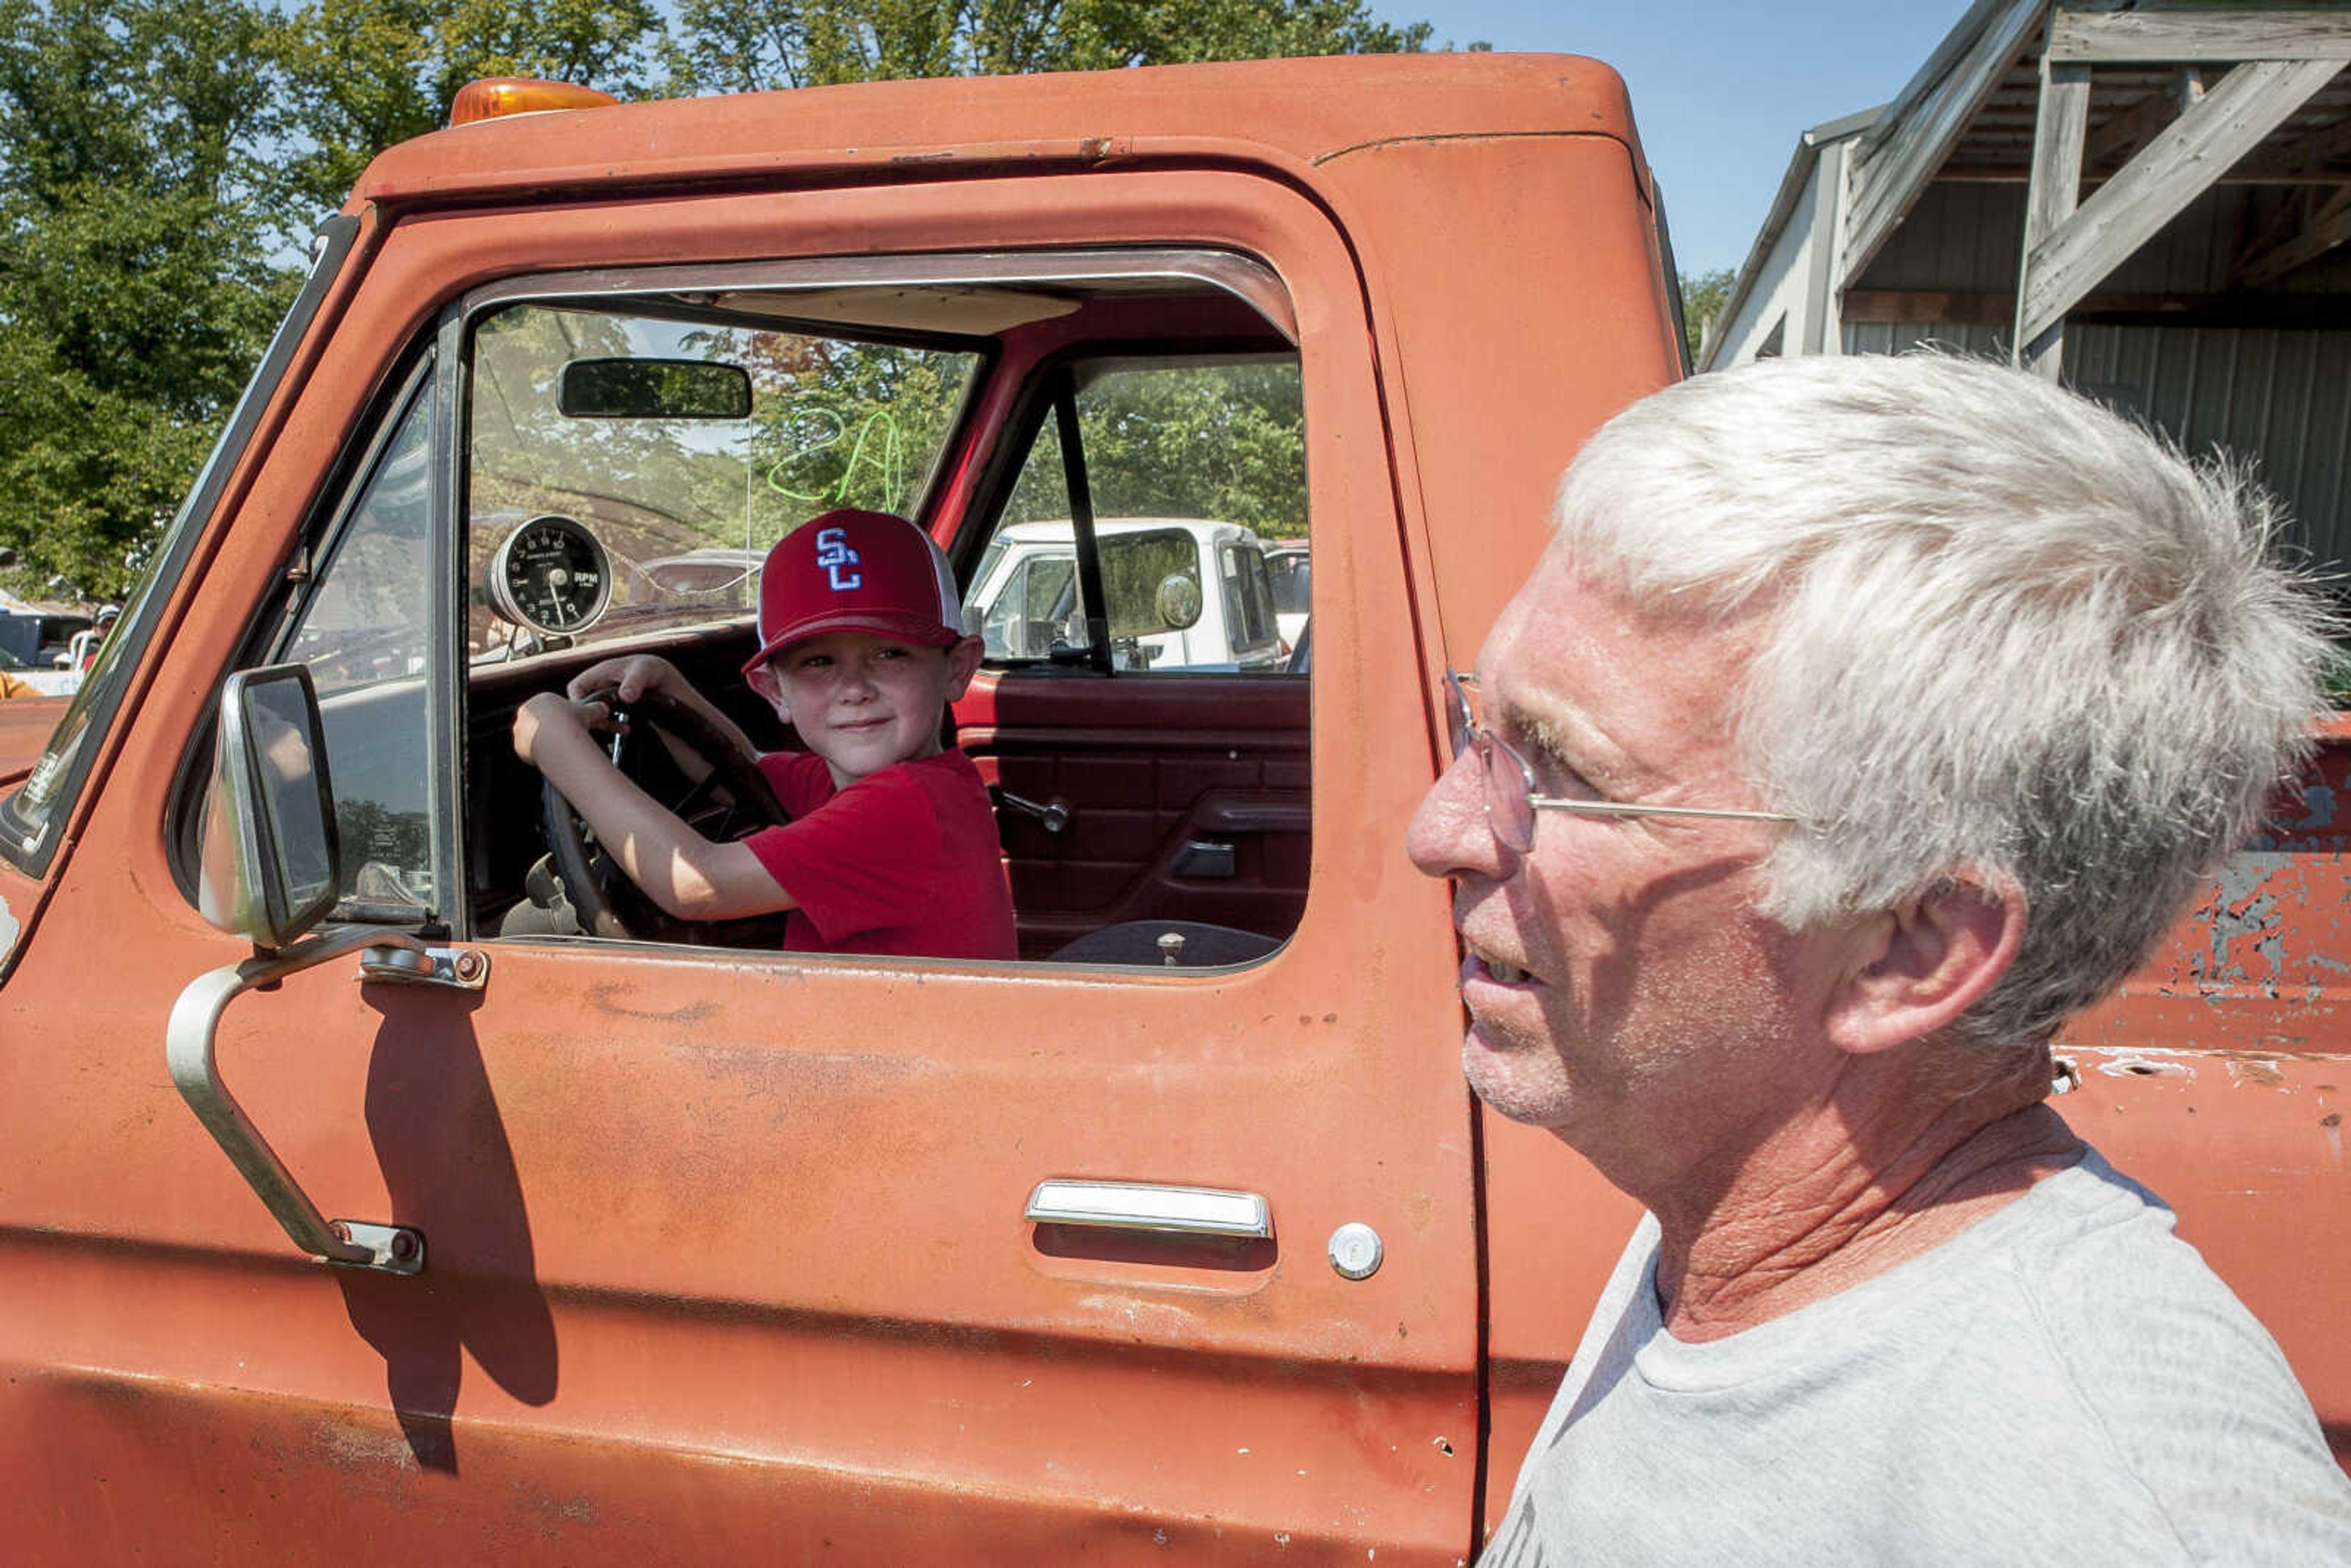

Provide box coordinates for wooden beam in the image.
[1848,290,2023,325]
[2017,57,2094,378]
[1840,0,2046,290]
[2049,7,2351,65]
[2236,184,2351,285]
[1846,286,2351,326]
[2017,58,2342,356]
[1858,0,2034,162]
[1937,162,2351,185]
[1850,288,2178,323]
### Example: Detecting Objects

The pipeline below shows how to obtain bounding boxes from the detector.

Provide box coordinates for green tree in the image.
[0,0,289,601]
[1003,364,1305,540]
[1679,266,1736,369]
[2,0,1442,601]
[271,0,664,220]
[667,0,1429,94]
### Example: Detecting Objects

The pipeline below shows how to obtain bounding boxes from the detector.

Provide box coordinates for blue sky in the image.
[1374,2,1973,277]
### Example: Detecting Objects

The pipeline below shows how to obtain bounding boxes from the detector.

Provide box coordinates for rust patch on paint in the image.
[585,983,719,1025]
[307,1414,420,1472]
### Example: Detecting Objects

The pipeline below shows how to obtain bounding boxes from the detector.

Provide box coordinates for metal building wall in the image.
[1851,183,2024,292]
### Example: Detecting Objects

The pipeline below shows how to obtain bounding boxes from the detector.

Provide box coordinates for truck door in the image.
[0,171,1480,1564]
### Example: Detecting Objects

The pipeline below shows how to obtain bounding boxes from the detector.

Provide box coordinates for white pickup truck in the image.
[964,517,1288,671]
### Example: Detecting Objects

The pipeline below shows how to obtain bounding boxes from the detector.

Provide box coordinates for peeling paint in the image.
[2194,852,2294,992]
[0,890,17,969]
[2324,1111,2344,1168]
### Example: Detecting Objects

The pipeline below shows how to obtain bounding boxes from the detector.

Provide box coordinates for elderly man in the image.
[1409,354,2351,1562]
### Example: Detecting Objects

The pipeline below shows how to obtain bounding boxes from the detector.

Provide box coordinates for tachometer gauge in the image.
[487,515,612,637]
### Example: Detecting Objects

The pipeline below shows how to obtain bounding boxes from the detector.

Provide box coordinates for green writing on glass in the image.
[765,405,907,512]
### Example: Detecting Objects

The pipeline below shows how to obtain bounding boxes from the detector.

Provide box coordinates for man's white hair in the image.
[1553,353,2334,1048]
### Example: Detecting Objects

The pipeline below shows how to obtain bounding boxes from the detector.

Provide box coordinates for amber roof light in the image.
[449,77,620,127]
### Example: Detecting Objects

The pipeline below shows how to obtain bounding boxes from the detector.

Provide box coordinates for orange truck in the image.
[0,53,2341,1566]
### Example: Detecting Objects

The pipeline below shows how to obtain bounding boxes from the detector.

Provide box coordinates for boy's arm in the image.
[514,693,797,922]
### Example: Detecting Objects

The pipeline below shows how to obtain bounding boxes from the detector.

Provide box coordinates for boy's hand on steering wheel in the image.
[512,691,606,766]
[567,654,677,707]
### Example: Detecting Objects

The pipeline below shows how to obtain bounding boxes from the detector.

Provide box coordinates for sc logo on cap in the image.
[814,526,863,591]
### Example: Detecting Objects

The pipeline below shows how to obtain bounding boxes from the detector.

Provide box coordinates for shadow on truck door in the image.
[334,988,557,1472]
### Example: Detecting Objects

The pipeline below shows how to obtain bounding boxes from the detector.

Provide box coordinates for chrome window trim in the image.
[258,357,448,928]
[429,312,467,933]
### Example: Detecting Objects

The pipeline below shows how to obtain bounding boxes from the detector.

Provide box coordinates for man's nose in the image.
[1407,747,1509,882]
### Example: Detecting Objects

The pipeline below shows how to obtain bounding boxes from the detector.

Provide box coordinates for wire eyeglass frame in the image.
[1444,669,1799,853]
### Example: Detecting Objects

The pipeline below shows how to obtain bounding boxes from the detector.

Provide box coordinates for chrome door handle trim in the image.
[1024,1179,1272,1240]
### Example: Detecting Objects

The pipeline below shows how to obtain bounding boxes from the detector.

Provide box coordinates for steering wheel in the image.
[539,686,789,943]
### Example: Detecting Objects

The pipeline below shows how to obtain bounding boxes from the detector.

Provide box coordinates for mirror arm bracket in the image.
[167,925,432,1276]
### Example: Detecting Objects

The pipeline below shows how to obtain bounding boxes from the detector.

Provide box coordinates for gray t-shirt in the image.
[1481,1148,2351,1566]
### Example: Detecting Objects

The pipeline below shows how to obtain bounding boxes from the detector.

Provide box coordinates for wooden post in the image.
[2015,54,2093,379]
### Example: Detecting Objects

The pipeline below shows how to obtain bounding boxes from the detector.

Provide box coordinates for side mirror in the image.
[1155,573,1204,631]
[198,665,341,948]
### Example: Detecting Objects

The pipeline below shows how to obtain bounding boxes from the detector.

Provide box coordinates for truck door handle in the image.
[167,926,486,1275]
[1024,1178,1272,1240]
[1171,839,1236,878]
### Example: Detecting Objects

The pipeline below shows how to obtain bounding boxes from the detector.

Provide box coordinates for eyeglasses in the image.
[1444,669,1799,852]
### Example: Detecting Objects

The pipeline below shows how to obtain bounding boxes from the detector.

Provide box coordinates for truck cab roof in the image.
[351,53,1649,212]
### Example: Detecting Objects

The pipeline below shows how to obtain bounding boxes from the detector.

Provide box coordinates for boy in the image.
[512,508,1018,961]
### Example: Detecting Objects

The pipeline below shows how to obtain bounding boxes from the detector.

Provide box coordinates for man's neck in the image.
[1644,1082,2084,1343]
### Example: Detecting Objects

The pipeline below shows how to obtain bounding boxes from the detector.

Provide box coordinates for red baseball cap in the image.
[741,509,965,675]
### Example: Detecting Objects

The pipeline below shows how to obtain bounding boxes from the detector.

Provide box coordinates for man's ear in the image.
[943,635,984,699]
[1822,870,2026,1057]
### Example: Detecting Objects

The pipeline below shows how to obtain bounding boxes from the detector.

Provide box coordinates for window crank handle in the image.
[1000,790,1071,834]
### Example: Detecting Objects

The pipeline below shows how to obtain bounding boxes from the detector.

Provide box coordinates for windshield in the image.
[465,303,983,665]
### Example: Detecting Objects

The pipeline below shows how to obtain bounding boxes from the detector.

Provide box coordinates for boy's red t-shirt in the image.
[741,749,1017,961]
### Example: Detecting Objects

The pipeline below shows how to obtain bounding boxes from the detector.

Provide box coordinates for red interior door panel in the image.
[955,669,1309,959]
